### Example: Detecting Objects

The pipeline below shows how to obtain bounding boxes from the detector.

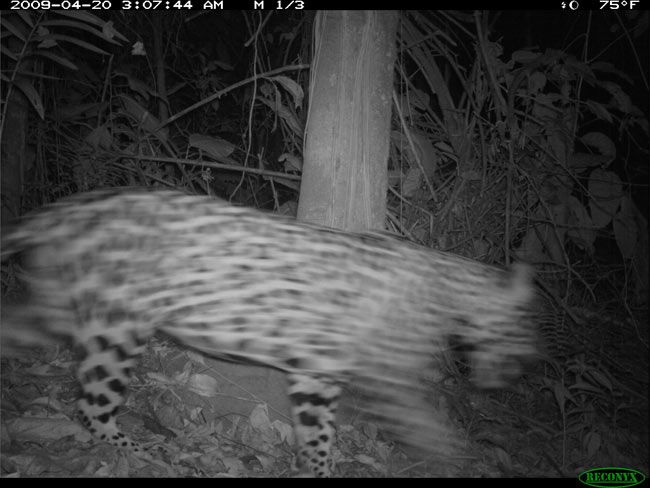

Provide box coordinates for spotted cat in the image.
[1,189,536,476]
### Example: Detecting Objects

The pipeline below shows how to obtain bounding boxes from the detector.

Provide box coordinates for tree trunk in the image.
[298,10,398,232]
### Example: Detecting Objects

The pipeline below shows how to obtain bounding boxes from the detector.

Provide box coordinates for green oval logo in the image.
[579,467,646,488]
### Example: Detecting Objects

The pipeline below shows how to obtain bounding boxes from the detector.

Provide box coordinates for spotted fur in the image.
[2,189,536,476]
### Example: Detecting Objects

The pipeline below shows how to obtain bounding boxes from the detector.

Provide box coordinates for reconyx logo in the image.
[579,467,646,488]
